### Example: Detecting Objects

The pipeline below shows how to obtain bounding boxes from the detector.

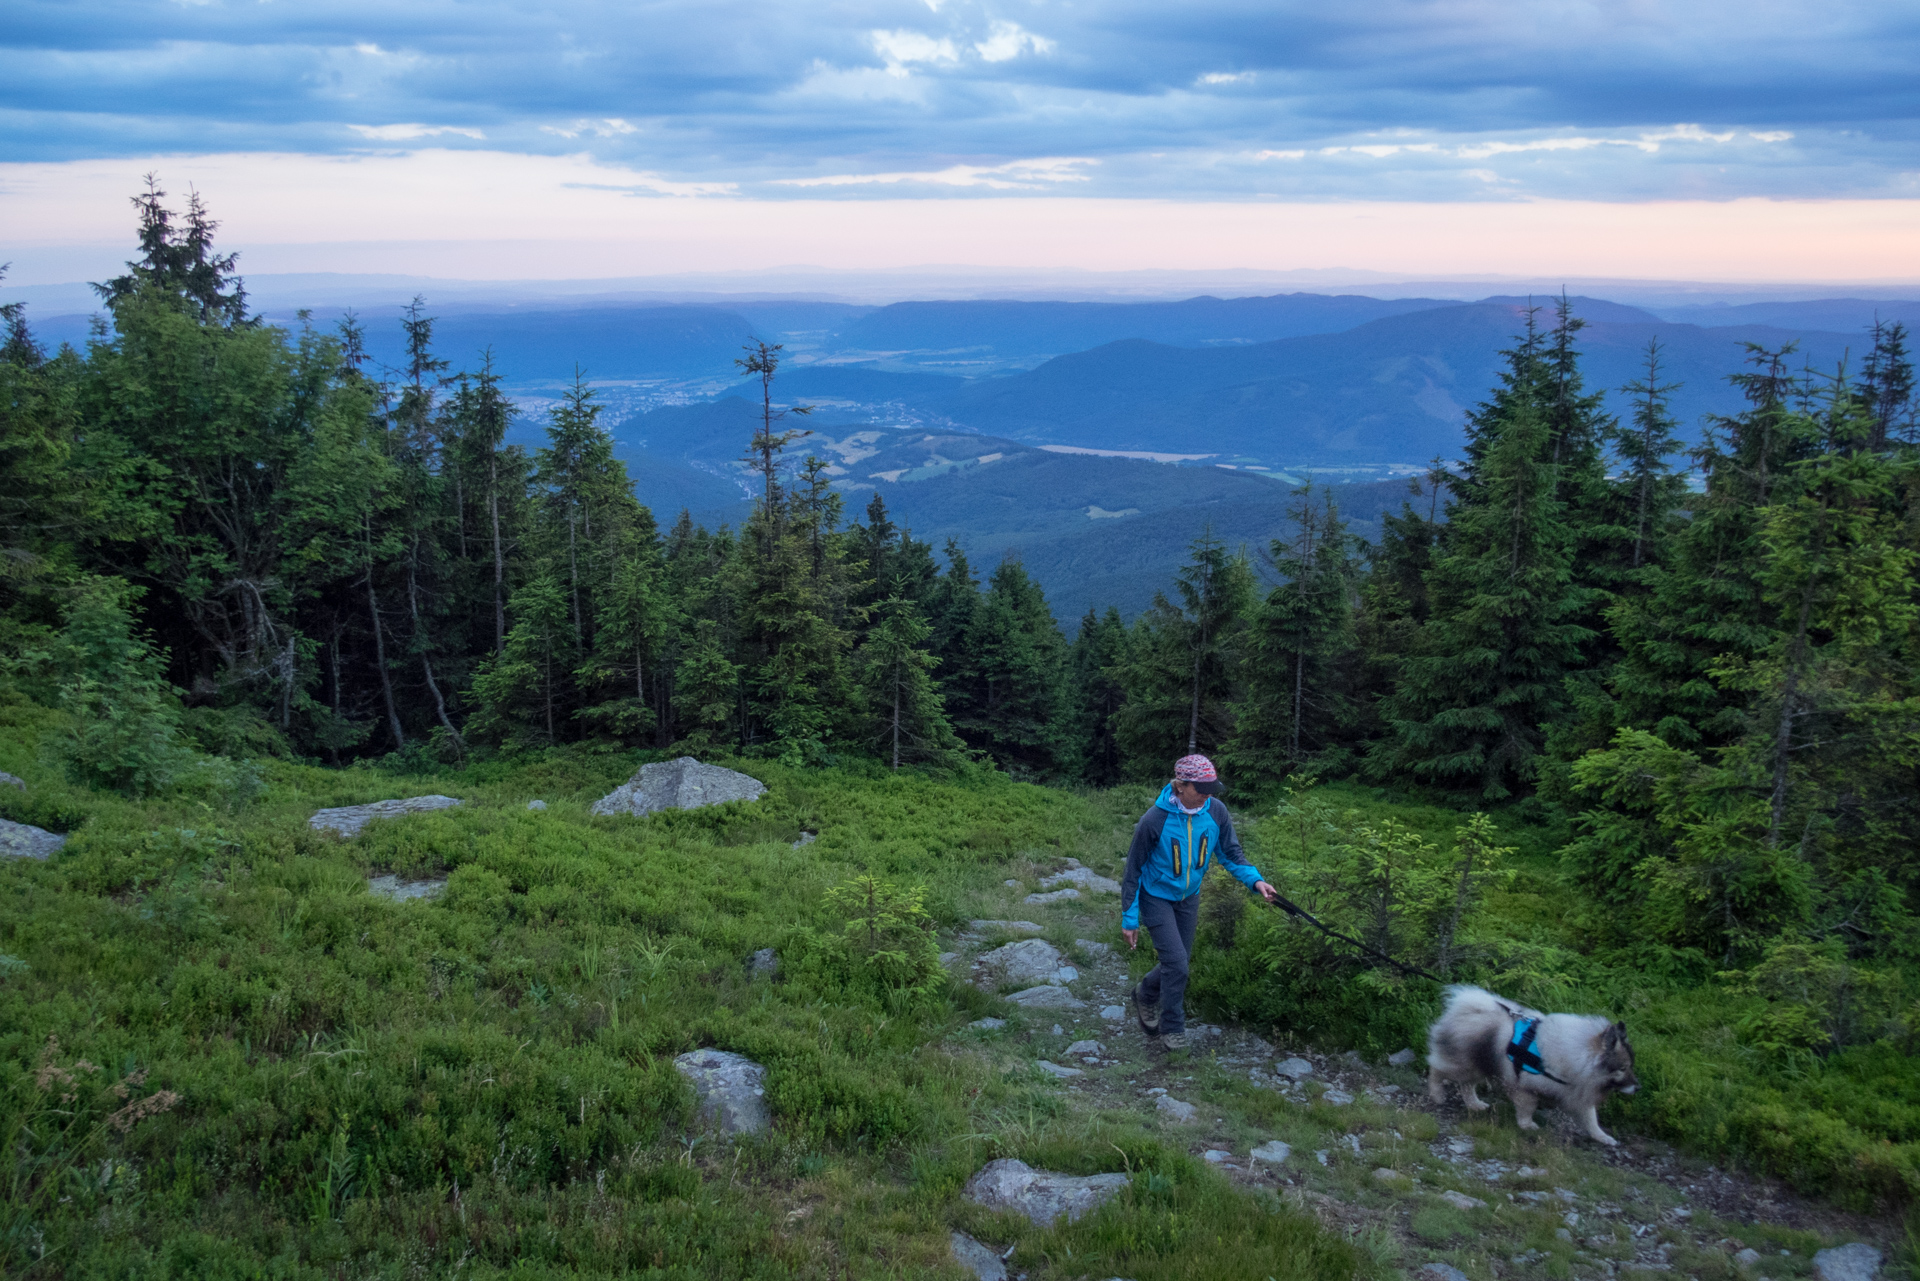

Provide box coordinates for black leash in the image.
[1260,891,1445,983]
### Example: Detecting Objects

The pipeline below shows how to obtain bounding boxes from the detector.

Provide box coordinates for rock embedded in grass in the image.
[1812,1243,1883,1281]
[1065,1040,1104,1056]
[970,920,1044,935]
[1074,939,1111,958]
[962,1158,1129,1227]
[1416,1265,1471,1281]
[949,1231,1008,1281]
[368,874,447,902]
[673,1048,769,1136]
[1100,1005,1125,1020]
[968,1017,1006,1030]
[525,799,547,811]
[1039,867,1121,895]
[1318,1087,1354,1106]
[1250,1141,1291,1165]
[978,938,1073,985]
[1024,887,1081,905]
[1155,1095,1198,1123]
[1036,1060,1083,1078]
[590,757,765,817]
[1388,1047,1417,1066]
[308,794,463,838]
[1439,1190,1486,1211]
[1274,1057,1314,1080]
[748,948,779,977]
[0,771,24,791]
[1005,985,1086,1010]
[0,818,64,860]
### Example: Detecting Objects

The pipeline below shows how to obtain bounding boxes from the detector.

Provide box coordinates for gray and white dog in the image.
[1425,984,1639,1146]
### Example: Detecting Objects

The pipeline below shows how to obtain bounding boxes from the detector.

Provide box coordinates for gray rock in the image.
[1100,1004,1126,1020]
[791,831,817,848]
[979,938,1070,985]
[309,795,463,838]
[1388,1047,1417,1066]
[1319,1088,1354,1106]
[748,948,779,977]
[1074,939,1112,959]
[1274,1056,1314,1080]
[1446,1136,1474,1156]
[525,799,547,811]
[949,1232,1007,1281]
[368,874,447,902]
[1416,1265,1471,1281]
[939,952,960,967]
[1373,1167,1408,1184]
[1024,887,1081,905]
[962,1158,1129,1227]
[1003,878,1021,888]
[1734,1248,1763,1269]
[591,757,765,818]
[970,920,1044,935]
[1439,1190,1487,1211]
[1005,985,1086,1010]
[0,818,64,860]
[1065,1040,1104,1056]
[1203,1149,1231,1163]
[0,771,24,791]
[1040,867,1122,895]
[969,1017,1007,1030]
[1036,1060,1083,1078]
[1155,1095,1198,1123]
[1813,1243,1883,1281]
[1250,1140,1291,1165]
[672,1048,769,1135]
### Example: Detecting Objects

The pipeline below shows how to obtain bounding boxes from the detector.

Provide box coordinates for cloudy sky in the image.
[4,0,1918,283]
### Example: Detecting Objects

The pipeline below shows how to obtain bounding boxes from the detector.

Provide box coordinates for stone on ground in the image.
[1075,939,1112,958]
[950,1232,1007,1281]
[1319,1087,1354,1106]
[1274,1056,1314,1080]
[0,818,65,860]
[969,1018,1006,1030]
[939,952,960,966]
[1439,1190,1487,1211]
[1065,1040,1104,1056]
[368,874,447,902]
[526,799,547,811]
[1005,985,1085,1010]
[748,948,779,977]
[1813,1244,1883,1281]
[978,938,1073,985]
[591,757,765,817]
[1100,1005,1125,1020]
[309,795,463,838]
[1250,1141,1291,1165]
[1024,887,1080,905]
[962,1158,1129,1227]
[1373,1167,1408,1183]
[0,771,24,791]
[1388,1047,1417,1066]
[1446,1136,1474,1156]
[1040,867,1122,895]
[672,1049,770,1135]
[1203,1150,1231,1163]
[1036,1060,1083,1078]
[1733,1247,1763,1269]
[970,920,1044,935]
[1155,1096,1198,1123]
[791,831,816,848]
[1417,1265,1471,1281]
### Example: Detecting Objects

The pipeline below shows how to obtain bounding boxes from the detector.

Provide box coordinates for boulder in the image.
[1155,1096,1198,1123]
[0,771,24,791]
[979,938,1073,986]
[591,757,765,818]
[1005,985,1086,1010]
[1040,867,1122,895]
[309,795,463,838]
[368,874,447,902]
[1274,1056,1314,1080]
[0,818,65,860]
[1813,1244,1883,1281]
[673,1048,770,1135]
[963,1158,1129,1227]
[950,1232,1007,1281]
[1024,888,1080,905]
[1250,1140,1291,1165]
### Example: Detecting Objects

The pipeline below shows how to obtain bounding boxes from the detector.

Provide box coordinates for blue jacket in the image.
[1119,784,1264,928]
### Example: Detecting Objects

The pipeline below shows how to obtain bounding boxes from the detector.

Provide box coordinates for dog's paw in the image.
[1592,1133,1618,1147]
[1516,1119,1540,1130]
[1465,1099,1491,1112]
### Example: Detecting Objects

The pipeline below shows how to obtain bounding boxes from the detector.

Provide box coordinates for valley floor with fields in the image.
[0,732,1903,1279]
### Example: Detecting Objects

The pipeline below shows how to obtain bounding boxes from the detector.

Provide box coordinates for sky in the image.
[3,0,1919,286]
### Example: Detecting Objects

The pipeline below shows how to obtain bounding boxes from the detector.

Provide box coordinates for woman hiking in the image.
[1120,754,1278,1049]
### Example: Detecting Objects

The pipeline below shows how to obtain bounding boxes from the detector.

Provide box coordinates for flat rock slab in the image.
[1813,1244,1883,1281]
[0,818,65,860]
[1439,1190,1487,1211]
[1250,1140,1291,1165]
[1319,1088,1354,1106]
[950,1232,1007,1281]
[1065,1040,1104,1056]
[1417,1266,1471,1281]
[0,771,24,791]
[369,874,447,902]
[1005,985,1085,1010]
[1388,1047,1417,1066]
[310,795,463,838]
[1023,888,1080,905]
[1040,867,1122,895]
[592,757,764,817]
[969,1018,1007,1030]
[979,938,1071,986]
[1036,1061,1083,1078]
[1155,1096,1198,1124]
[1075,939,1112,958]
[963,1158,1129,1227]
[1274,1056,1314,1080]
[1100,1004,1126,1020]
[673,1049,770,1135]
[969,920,1044,935]
[526,799,547,811]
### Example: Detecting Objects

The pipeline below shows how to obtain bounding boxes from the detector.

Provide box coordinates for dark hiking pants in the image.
[1135,891,1200,1036]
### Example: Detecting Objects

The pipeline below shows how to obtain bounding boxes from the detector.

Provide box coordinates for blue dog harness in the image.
[1507,1017,1567,1085]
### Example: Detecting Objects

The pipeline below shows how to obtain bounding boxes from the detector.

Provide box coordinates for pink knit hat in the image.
[1173,754,1223,795]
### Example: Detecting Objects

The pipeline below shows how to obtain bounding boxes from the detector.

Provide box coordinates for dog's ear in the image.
[1608,1021,1628,1044]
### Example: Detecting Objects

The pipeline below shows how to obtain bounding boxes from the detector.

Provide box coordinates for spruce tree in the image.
[1065,607,1128,785]
[469,573,576,747]
[856,597,960,768]
[958,556,1067,774]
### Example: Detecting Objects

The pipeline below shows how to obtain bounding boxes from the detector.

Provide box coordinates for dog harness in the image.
[1507,1018,1567,1084]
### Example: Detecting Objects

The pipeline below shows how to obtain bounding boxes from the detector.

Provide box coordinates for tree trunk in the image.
[892,677,902,769]
[1770,497,1828,847]
[365,569,404,749]
[568,512,583,644]
[406,541,465,754]
[1292,649,1304,760]
[489,464,506,653]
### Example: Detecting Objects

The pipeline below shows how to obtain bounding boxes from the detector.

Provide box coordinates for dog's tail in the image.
[1441,984,1536,1025]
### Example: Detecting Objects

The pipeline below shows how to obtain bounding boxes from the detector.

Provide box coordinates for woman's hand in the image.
[1254,880,1278,903]
[1122,927,1139,950]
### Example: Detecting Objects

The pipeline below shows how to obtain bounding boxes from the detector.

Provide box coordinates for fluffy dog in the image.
[1425,985,1638,1146]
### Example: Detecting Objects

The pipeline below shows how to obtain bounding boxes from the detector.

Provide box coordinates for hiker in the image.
[1120,754,1279,1049]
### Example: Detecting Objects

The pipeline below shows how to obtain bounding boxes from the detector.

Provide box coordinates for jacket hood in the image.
[1155,783,1203,816]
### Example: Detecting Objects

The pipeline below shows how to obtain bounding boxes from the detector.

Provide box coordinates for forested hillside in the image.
[3,189,1919,1274]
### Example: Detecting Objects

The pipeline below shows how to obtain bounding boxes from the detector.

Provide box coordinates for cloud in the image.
[974,21,1053,63]
[348,124,486,141]
[776,156,1096,189]
[541,118,639,139]
[871,29,959,75]
[1198,72,1252,86]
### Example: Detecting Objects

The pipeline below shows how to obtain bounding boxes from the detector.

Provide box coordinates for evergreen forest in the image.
[1,187,1916,1278]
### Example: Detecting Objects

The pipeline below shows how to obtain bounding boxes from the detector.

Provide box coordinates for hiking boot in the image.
[1132,985,1160,1035]
[1160,1032,1190,1051]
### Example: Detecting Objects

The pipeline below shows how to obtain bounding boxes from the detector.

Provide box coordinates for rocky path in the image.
[945,857,1897,1281]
